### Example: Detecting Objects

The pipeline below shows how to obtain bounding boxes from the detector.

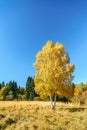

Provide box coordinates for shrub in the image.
[71,94,87,105]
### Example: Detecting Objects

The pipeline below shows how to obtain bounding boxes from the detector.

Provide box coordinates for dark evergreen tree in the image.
[25,76,36,100]
[13,81,18,98]
[6,81,18,99]
[1,81,5,88]
[0,83,1,89]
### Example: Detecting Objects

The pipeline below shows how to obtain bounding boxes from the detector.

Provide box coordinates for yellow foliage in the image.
[74,87,82,96]
[34,40,75,99]
[0,86,8,100]
[0,86,7,93]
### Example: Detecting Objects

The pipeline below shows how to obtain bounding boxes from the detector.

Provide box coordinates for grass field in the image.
[0,101,87,130]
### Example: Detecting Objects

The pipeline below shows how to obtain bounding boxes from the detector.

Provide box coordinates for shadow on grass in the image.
[0,114,5,119]
[66,107,86,112]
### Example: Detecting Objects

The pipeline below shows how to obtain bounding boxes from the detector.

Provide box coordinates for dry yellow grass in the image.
[0,101,87,130]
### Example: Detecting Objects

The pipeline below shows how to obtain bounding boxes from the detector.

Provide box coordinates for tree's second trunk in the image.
[50,95,57,110]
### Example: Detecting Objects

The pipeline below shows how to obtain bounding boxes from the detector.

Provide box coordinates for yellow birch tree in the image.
[34,41,75,109]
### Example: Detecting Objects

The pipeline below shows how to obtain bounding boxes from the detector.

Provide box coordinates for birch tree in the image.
[34,41,75,109]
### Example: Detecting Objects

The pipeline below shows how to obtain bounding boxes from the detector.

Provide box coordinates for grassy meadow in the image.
[0,101,87,130]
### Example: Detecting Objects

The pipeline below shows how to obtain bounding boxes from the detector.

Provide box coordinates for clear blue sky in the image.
[0,0,87,86]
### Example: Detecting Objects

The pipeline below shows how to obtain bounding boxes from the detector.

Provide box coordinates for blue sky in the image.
[0,0,87,86]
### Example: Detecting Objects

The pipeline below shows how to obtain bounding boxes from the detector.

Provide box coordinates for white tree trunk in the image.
[54,95,57,108]
[50,95,57,109]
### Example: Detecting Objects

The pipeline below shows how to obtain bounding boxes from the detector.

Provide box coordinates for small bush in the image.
[33,96,43,101]
[71,95,87,105]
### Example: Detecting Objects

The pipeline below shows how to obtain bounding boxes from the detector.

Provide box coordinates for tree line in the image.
[0,77,87,103]
[0,77,37,101]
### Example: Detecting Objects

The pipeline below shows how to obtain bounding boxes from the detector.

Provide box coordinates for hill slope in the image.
[0,101,87,130]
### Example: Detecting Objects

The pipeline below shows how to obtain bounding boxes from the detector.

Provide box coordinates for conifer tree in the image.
[25,77,36,100]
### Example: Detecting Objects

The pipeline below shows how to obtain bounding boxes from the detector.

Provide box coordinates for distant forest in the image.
[0,77,87,103]
[0,77,37,101]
